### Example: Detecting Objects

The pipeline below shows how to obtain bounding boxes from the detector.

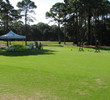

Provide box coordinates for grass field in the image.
[0,43,110,100]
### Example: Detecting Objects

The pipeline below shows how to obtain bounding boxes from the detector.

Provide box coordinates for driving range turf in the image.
[0,45,110,100]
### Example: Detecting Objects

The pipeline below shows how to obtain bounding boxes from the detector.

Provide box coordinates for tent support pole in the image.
[7,40,9,46]
[25,39,27,46]
[10,40,11,45]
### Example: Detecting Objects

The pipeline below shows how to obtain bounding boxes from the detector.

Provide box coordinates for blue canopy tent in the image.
[0,31,26,46]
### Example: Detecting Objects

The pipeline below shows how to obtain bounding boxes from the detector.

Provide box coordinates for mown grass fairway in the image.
[0,45,110,100]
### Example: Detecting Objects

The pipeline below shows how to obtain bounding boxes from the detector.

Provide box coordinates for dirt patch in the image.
[95,78,105,85]
[82,79,109,90]
[95,78,109,89]
[0,93,58,100]
[74,89,88,95]
[0,94,25,100]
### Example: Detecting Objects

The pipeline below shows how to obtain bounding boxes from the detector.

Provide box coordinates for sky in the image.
[9,0,64,25]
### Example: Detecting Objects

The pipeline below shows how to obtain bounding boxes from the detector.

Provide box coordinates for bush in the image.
[9,45,26,51]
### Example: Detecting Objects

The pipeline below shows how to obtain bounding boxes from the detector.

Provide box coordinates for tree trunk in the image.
[87,13,91,45]
[64,24,67,45]
[24,10,28,45]
[6,12,9,32]
[58,22,61,44]
[76,12,79,45]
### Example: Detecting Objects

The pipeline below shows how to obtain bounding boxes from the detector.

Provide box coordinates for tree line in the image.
[0,0,110,45]
[46,0,110,45]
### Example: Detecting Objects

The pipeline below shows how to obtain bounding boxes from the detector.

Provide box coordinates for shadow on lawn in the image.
[90,47,110,51]
[98,47,110,51]
[83,45,110,51]
[0,49,56,57]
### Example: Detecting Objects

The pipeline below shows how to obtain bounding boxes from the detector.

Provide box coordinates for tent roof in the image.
[0,31,26,39]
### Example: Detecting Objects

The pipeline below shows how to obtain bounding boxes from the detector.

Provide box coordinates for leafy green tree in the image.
[62,0,110,45]
[0,1,20,32]
[17,0,37,25]
[17,0,37,45]
[36,22,50,40]
[46,2,65,44]
[30,25,42,41]
[50,25,60,41]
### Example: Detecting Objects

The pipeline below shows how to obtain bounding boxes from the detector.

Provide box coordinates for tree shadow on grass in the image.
[98,47,110,51]
[0,49,56,57]
[83,46,110,51]
[44,44,64,47]
[90,47,110,51]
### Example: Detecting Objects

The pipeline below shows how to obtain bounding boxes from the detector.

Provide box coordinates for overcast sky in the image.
[9,0,63,25]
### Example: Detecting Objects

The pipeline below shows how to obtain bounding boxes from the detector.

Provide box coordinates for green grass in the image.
[0,44,110,100]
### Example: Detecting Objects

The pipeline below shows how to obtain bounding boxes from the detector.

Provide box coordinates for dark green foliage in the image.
[61,0,110,45]
[7,45,26,51]
[17,0,37,25]
[0,0,110,45]
[0,0,21,32]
